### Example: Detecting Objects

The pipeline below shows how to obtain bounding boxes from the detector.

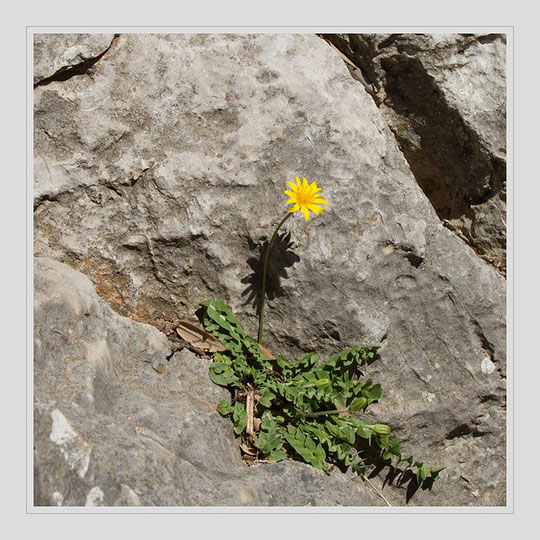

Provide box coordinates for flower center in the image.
[297,189,311,206]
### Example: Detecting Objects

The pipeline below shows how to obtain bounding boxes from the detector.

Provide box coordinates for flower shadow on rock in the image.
[241,231,301,313]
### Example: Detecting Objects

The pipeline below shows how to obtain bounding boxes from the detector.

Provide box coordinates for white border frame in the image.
[27,25,514,516]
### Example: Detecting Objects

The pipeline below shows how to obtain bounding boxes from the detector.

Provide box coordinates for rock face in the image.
[323,33,507,272]
[34,257,381,506]
[33,33,506,506]
[33,34,117,86]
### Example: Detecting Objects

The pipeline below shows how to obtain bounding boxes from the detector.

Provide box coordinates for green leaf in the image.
[377,433,390,449]
[232,402,247,434]
[290,353,319,376]
[217,400,233,416]
[363,383,382,401]
[325,418,356,444]
[200,300,246,342]
[208,365,240,387]
[254,431,283,454]
[389,436,401,457]
[283,426,327,470]
[267,449,287,462]
[259,387,275,408]
[417,465,429,483]
[429,467,445,480]
[315,377,331,387]
[201,302,440,485]
[356,425,372,439]
[276,355,292,373]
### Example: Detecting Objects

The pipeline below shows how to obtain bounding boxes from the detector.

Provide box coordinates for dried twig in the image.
[362,475,392,507]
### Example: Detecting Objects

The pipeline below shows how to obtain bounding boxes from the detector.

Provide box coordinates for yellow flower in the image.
[284,176,329,221]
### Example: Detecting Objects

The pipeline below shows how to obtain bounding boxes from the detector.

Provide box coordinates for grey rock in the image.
[324,33,506,271]
[33,33,116,86]
[33,33,506,506]
[34,257,381,506]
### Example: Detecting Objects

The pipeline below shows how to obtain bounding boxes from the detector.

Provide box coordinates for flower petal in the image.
[288,203,300,213]
[307,204,324,214]
[313,196,329,205]
[301,207,310,220]
[286,181,297,192]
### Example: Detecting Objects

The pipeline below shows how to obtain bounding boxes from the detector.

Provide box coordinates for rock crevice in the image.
[321,33,507,273]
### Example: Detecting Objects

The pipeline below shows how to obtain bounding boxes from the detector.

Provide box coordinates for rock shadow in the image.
[357,440,435,504]
[241,231,300,314]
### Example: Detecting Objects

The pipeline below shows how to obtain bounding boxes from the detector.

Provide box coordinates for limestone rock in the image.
[33,33,116,86]
[33,34,506,506]
[34,257,381,506]
[323,33,507,271]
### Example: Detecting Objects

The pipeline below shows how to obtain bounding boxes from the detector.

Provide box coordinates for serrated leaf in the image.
[364,383,382,401]
[232,402,247,434]
[259,387,275,408]
[201,302,439,486]
[276,355,292,372]
[208,366,240,387]
[290,353,318,376]
[254,431,283,454]
[429,467,445,480]
[267,449,287,462]
[283,427,327,470]
[217,399,233,416]
[389,436,401,457]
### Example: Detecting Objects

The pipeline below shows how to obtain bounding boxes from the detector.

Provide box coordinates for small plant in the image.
[199,300,443,485]
[199,176,442,490]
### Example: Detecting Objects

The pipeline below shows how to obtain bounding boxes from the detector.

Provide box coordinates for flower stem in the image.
[257,212,293,344]
[305,408,349,418]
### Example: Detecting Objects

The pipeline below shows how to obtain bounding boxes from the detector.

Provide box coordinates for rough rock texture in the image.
[33,34,117,87]
[34,33,506,506]
[322,33,506,272]
[34,257,381,506]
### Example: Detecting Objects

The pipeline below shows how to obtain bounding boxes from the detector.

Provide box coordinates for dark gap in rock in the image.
[478,34,504,45]
[105,183,125,197]
[445,423,487,440]
[318,34,381,95]
[34,34,120,89]
[34,193,59,211]
[445,423,474,439]
[404,253,423,268]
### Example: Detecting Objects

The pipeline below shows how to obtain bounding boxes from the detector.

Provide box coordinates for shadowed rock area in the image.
[322,33,506,272]
[33,33,506,506]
